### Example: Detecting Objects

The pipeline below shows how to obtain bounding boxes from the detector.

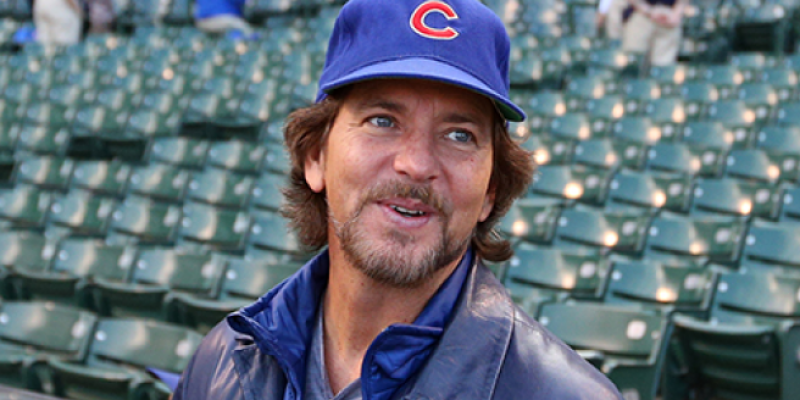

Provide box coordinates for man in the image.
[622,0,687,66]
[194,0,252,35]
[33,0,83,46]
[173,0,623,399]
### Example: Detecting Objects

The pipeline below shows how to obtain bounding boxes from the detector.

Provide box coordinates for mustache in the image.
[361,180,449,216]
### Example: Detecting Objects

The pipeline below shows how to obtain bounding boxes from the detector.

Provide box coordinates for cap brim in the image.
[318,58,526,122]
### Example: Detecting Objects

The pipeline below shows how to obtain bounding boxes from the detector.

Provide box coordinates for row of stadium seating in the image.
[0,0,800,399]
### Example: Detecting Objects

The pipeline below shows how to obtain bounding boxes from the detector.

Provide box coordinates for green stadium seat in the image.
[15,125,71,156]
[531,164,613,205]
[263,142,291,175]
[4,82,40,105]
[621,79,661,115]
[705,100,757,148]
[643,98,685,142]
[47,84,84,109]
[0,302,96,390]
[70,105,129,140]
[679,82,719,120]
[584,95,624,137]
[47,190,118,238]
[647,212,746,265]
[725,149,792,183]
[21,102,74,130]
[504,243,610,315]
[48,318,202,400]
[147,137,209,169]
[664,270,800,400]
[538,302,669,400]
[521,91,568,134]
[759,67,797,102]
[564,76,606,110]
[0,231,55,272]
[0,185,57,230]
[128,163,190,203]
[179,202,251,252]
[780,186,800,224]
[555,205,650,254]
[108,196,182,246]
[605,259,715,316]
[188,169,253,209]
[646,142,727,177]
[498,196,563,244]
[548,112,592,140]
[573,138,647,170]
[588,48,642,77]
[607,169,693,213]
[649,64,687,97]
[91,248,226,320]
[206,140,265,174]
[612,116,662,145]
[775,101,800,128]
[11,240,135,307]
[70,160,131,197]
[248,211,304,259]
[0,122,19,152]
[737,82,778,126]
[691,177,782,219]
[250,172,286,212]
[14,156,73,191]
[700,65,744,100]
[756,126,800,153]
[731,53,768,82]
[681,121,734,150]
[740,220,800,273]
[166,259,300,333]
[509,50,545,87]
[520,133,576,166]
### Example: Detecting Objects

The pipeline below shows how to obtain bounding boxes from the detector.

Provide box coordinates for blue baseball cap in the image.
[317,0,526,122]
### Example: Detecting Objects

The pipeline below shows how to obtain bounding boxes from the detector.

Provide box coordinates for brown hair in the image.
[281,91,535,262]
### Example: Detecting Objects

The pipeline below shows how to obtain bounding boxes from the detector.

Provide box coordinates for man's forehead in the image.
[342,79,497,123]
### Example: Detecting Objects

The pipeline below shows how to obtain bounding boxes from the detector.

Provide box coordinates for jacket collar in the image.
[226,248,477,400]
[395,259,515,400]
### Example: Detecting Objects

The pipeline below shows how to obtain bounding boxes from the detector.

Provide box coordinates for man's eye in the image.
[446,130,474,143]
[368,116,394,128]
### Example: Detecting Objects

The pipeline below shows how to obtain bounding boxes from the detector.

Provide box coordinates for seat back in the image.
[87,318,202,374]
[0,301,96,356]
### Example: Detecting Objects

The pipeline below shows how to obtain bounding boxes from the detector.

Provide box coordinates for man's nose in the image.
[392,131,440,182]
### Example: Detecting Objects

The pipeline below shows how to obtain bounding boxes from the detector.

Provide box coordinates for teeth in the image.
[390,205,425,217]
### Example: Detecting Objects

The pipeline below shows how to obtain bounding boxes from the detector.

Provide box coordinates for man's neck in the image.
[321,246,463,395]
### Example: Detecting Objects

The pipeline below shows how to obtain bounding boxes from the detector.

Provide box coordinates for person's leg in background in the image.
[649,5,681,65]
[622,9,655,56]
[605,0,626,41]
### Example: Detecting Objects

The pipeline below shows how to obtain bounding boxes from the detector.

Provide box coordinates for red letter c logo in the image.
[410,1,459,40]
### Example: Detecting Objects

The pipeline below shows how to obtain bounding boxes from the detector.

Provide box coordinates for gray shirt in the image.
[304,304,363,400]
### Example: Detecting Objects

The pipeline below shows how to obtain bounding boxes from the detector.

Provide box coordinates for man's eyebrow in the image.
[442,113,486,126]
[354,98,407,114]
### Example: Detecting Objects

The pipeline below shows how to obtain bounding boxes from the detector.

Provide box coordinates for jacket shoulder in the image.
[173,321,248,400]
[493,305,623,400]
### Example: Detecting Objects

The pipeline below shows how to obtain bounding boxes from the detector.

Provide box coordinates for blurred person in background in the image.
[34,0,83,45]
[195,0,252,35]
[621,0,687,65]
[597,0,625,40]
[86,0,114,34]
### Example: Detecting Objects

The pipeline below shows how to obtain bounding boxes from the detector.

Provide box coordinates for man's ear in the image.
[305,147,326,193]
[478,185,495,223]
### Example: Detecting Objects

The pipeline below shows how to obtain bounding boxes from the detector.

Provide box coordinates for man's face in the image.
[305,79,496,287]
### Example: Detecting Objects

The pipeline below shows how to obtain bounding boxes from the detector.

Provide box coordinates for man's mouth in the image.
[389,205,427,218]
